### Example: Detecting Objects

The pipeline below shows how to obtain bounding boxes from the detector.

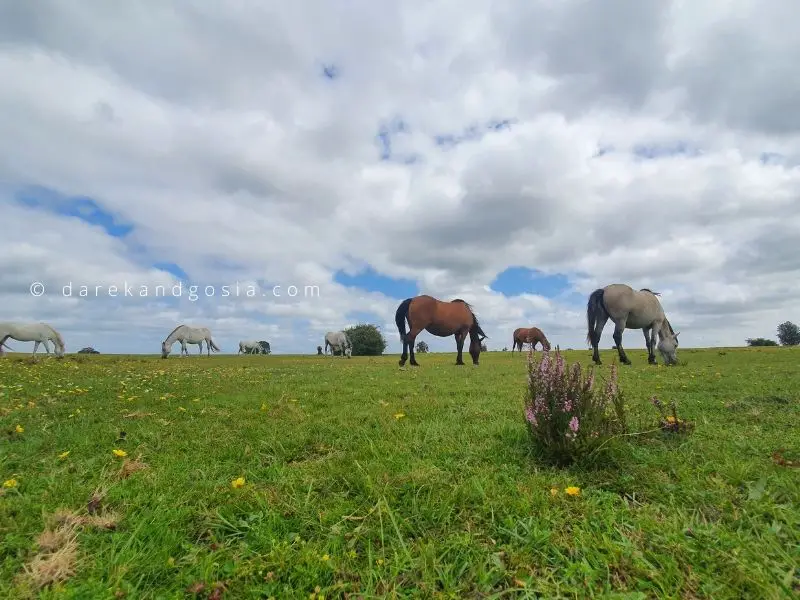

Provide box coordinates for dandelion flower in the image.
[3,478,18,488]
[666,416,676,424]
[15,424,23,433]
[231,477,245,489]
[565,486,581,497]
[394,412,405,419]
[58,451,70,459]
[112,449,127,457]
[321,554,330,561]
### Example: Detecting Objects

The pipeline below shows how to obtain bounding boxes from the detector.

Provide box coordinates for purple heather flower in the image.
[569,416,579,432]
[525,405,537,425]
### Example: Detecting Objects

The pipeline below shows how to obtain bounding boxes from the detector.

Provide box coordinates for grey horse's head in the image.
[657,331,679,365]
[161,341,170,358]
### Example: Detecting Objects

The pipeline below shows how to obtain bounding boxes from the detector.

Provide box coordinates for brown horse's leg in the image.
[455,330,466,365]
[405,325,424,366]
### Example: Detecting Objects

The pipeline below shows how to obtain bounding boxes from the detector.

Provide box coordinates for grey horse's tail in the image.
[395,298,413,342]
[209,338,221,352]
[586,288,608,346]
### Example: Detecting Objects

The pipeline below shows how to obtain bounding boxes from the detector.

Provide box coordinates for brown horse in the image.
[511,327,551,353]
[395,295,487,366]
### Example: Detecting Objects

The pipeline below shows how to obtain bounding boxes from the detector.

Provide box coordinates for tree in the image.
[343,323,387,356]
[746,337,778,347]
[777,321,800,346]
[317,345,323,355]
[415,340,429,353]
[480,342,488,352]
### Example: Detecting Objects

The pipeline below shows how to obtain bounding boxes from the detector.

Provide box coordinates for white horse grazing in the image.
[324,331,352,358]
[0,322,65,358]
[238,340,263,354]
[161,325,221,358]
[586,284,680,366]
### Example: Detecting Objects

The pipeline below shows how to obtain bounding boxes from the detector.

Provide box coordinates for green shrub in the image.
[343,323,387,356]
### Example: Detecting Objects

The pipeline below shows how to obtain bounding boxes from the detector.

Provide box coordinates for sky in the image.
[1,0,800,355]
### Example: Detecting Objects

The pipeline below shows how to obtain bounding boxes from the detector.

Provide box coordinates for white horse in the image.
[0,322,65,358]
[238,340,268,354]
[161,325,221,358]
[324,331,352,358]
[586,284,680,366]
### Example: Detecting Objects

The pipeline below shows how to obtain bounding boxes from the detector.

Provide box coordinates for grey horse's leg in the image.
[643,328,656,364]
[646,327,658,364]
[591,314,609,364]
[32,340,40,358]
[613,320,631,365]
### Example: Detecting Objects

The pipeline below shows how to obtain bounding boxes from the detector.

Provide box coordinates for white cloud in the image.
[1,0,800,356]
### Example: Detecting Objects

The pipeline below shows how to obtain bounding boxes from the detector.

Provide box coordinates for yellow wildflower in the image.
[3,478,18,488]
[321,554,330,561]
[231,477,245,489]
[565,486,581,497]
[347,550,357,559]
[112,449,127,457]
[15,424,23,433]
[394,412,405,419]
[260,403,267,411]
[666,416,676,424]
[58,451,70,459]
[550,487,558,496]
[376,558,384,565]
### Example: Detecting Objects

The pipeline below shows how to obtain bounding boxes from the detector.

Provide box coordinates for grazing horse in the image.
[324,331,352,358]
[511,327,551,354]
[395,295,487,366]
[238,340,264,354]
[586,284,680,366]
[0,322,65,358]
[161,325,221,358]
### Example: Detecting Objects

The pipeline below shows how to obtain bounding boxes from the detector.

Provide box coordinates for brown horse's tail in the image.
[586,288,607,346]
[395,298,413,342]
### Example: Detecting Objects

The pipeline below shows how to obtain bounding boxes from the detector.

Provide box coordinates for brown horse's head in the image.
[469,316,487,365]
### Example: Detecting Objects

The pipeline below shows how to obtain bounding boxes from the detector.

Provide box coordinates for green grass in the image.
[1,347,799,599]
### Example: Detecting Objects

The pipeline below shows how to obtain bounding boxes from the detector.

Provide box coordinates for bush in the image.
[746,337,778,347]
[523,348,627,466]
[415,341,429,353]
[343,323,387,356]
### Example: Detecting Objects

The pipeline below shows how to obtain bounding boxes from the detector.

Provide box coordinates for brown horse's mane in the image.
[164,324,184,342]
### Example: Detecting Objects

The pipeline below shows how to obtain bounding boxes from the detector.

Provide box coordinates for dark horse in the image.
[511,327,551,353]
[395,295,488,366]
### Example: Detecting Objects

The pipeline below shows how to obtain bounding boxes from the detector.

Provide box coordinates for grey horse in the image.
[586,284,679,366]
[324,331,352,358]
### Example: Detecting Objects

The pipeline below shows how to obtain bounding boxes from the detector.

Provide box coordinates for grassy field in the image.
[1,347,798,599]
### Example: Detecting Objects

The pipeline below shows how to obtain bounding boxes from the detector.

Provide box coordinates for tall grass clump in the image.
[523,348,627,466]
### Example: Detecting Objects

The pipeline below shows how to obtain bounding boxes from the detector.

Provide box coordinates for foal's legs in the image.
[613,320,631,365]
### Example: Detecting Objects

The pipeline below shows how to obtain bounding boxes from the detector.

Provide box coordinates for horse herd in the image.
[0,283,681,367]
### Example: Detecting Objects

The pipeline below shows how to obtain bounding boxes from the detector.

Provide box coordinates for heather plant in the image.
[523,347,627,466]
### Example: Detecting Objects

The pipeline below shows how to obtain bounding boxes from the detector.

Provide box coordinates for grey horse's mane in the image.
[639,288,661,296]
[164,324,184,341]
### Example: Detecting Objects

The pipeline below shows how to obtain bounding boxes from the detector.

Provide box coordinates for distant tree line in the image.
[747,321,800,347]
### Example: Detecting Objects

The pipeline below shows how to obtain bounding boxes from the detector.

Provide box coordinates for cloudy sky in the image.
[2,0,799,355]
